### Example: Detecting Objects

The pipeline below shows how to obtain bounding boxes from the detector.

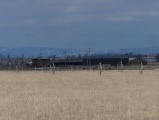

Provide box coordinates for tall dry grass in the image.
[0,70,159,120]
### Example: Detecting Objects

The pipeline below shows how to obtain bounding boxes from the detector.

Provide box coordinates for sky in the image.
[0,0,159,51]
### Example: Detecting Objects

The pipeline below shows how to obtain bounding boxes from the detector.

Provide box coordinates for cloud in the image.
[106,10,159,22]
[108,17,135,22]
[40,0,159,26]
[47,16,84,26]
[0,18,41,28]
[0,0,159,49]
[1,0,159,27]
[0,23,8,28]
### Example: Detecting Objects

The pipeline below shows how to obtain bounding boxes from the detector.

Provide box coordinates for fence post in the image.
[99,62,102,75]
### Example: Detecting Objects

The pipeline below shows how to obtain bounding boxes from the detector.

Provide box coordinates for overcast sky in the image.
[0,0,159,50]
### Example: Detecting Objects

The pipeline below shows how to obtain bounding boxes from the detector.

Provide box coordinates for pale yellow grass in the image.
[0,70,159,120]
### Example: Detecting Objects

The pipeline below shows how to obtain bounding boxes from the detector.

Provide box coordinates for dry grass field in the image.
[0,70,159,120]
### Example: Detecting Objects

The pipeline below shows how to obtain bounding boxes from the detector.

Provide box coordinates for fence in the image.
[0,64,159,71]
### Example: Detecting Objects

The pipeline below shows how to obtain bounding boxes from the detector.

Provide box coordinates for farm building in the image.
[32,56,129,67]
[128,57,148,65]
[145,57,156,63]
[32,58,51,67]
[53,61,83,67]
[32,58,83,67]
[83,56,129,66]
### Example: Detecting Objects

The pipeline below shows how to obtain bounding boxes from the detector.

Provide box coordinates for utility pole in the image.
[121,49,123,62]
[88,48,91,69]
[86,49,89,68]
[64,52,67,67]
[21,53,25,71]
[8,54,10,66]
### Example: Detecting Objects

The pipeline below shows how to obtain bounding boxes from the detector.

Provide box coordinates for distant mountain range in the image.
[0,47,83,58]
[123,46,159,54]
[0,46,158,58]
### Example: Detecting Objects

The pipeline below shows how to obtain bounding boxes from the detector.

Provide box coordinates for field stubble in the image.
[0,70,159,120]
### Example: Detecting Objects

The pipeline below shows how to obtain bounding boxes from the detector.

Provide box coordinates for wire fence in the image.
[0,63,159,72]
